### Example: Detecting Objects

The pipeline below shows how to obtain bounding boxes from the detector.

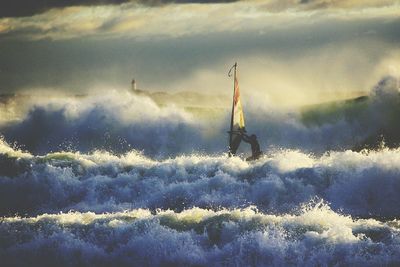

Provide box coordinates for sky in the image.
[0,0,399,106]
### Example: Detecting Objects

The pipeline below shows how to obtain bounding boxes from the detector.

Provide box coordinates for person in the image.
[241,133,262,161]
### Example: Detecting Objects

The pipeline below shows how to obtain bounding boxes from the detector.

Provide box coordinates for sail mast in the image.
[228,62,237,155]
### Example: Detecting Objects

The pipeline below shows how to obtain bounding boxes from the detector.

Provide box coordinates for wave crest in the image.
[1,140,400,218]
[1,204,399,267]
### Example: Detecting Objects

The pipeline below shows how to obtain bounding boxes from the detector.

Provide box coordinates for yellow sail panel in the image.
[232,75,245,130]
[228,62,246,156]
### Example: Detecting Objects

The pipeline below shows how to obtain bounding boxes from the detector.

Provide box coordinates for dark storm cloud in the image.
[1,0,125,18]
[0,0,237,18]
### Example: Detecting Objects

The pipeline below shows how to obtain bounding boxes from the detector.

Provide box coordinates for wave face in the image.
[1,140,400,266]
[1,141,400,218]
[1,77,400,266]
[1,77,400,157]
[0,92,218,157]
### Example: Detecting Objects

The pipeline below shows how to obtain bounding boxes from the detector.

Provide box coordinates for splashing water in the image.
[1,77,400,266]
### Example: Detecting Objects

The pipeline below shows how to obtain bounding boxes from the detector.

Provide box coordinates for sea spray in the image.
[1,204,399,266]
[1,77,400,266]
[1,77,400,156]
[1,139,400,218]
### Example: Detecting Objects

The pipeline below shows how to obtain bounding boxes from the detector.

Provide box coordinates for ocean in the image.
[0,76,400,266]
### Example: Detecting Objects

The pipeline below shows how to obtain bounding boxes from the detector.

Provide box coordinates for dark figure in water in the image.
[241,133,262,161]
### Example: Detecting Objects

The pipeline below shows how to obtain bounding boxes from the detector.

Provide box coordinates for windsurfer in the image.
[227,62,262,161]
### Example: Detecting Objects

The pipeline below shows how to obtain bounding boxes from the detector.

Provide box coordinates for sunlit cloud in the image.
[0,1,399,41]
[0,18,12,34]
[0,0,399,106]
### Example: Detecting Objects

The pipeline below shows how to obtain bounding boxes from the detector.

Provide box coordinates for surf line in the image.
[227,62,262,161]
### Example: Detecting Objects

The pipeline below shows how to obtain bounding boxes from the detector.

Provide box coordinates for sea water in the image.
[1,77,400,266]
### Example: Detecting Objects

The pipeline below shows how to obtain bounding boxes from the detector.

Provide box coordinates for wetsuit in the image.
[241,134,262,161]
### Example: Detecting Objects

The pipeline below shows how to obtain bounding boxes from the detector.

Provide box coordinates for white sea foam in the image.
[1,76,400,266]
[0,76,399,157]
[1,204,399,267]
[1,139,400,219]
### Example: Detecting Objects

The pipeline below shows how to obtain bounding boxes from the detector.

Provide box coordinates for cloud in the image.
[297,0,398,9]
[1,0,398,19]
[259,0,400,12]
[0,0,238,18]
[1,1,399,41]
[0,2,399,97]
[0,0,125,18]
[0,0,398,102]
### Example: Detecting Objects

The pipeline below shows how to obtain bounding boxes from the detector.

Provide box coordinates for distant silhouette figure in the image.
[241,133,262,161]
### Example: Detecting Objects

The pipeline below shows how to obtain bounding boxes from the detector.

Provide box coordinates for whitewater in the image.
[1,76,400,266]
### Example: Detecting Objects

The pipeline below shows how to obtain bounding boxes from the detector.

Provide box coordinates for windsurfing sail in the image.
[228,62,246,156]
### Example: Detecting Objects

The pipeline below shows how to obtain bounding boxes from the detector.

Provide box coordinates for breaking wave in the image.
[0,76,399,157]
[0,91,220,157]
[1,139,400,219]
[1,203,400,267]
[1,76,400,266]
